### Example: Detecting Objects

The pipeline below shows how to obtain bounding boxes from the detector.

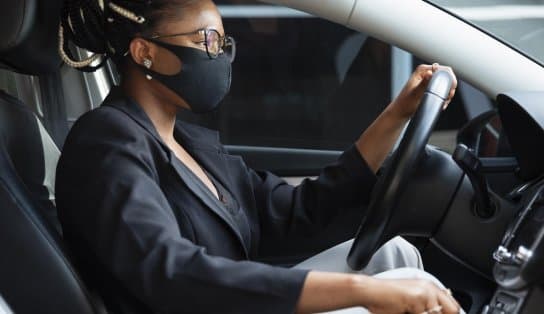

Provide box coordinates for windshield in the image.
[428,0,544,65]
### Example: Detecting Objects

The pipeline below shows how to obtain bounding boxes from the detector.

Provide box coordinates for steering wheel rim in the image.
[347,70,455,270]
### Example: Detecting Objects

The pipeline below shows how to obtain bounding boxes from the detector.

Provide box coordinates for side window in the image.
[179,4,392,151]
[60,58,115,129]
[181,3,474,153]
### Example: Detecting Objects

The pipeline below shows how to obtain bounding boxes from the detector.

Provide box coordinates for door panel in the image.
[226,145,341,177]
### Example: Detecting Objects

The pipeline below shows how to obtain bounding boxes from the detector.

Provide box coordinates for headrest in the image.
[0,0,63,75]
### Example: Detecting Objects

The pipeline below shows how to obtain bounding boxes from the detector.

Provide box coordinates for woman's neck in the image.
[121,77,178,144]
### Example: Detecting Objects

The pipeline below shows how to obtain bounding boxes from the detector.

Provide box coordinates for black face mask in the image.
[141,39,232,114]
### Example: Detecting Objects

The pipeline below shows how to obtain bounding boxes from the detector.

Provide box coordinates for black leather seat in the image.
[0,0,105,313]
[0,90,61,232]
[0,126,100,314]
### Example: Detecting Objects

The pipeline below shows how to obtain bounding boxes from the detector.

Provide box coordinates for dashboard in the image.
[481,92,544,314]
[484,178,544,313]
[497,92,544,181]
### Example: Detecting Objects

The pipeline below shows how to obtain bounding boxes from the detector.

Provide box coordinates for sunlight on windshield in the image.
[429,0,544,65]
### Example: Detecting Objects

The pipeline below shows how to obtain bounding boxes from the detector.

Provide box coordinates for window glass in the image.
[179,3,471,152]
[426,0,544,66]
[478,115,513,158]
[180,13,392,150]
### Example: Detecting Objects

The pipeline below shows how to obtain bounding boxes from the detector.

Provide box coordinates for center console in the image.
[483,180,544,313]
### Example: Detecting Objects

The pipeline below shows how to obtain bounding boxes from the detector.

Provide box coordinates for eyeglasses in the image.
[149,28,236,63]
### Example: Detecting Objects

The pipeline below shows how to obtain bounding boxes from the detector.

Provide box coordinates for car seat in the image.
[0,0,106,313]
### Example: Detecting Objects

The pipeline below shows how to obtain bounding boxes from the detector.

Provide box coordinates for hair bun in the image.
[59,0,191,72]
[59,0,108,71]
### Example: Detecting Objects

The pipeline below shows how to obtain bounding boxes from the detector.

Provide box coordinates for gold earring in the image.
[143,59,153,80]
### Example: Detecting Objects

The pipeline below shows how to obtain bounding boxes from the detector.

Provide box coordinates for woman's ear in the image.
[129,38,155,66]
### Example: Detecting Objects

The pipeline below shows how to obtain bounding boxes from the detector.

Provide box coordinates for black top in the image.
[187,161,252,249]
[55,87,377,314]
[209,169,252,248]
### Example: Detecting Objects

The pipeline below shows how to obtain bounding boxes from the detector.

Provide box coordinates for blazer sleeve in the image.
[56,118,308,314]
[248,145,377,250]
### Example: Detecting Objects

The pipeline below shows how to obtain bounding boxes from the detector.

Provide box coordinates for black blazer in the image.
[56,87,376,314]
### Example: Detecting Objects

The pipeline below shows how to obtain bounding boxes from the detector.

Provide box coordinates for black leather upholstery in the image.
[0,91,103,313]
[0,146,96,314]
[0,91,60,231]
[0,0,62,74]
[0,0,107,311]
[0,0,108,311]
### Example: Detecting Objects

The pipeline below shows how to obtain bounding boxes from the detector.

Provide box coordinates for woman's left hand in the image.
[389,63,458,120]
[355,63,457,173]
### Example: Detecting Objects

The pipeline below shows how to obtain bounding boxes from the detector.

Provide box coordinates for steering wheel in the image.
[347,70,455,270]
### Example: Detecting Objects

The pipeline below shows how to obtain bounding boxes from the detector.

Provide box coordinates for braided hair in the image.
[59,0,197,72]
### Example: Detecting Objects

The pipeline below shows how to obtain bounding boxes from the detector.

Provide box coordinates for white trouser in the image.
[295,237,465,314]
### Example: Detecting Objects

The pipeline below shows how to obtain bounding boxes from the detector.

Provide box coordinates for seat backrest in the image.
[0,0,106,312]
[0,90,61,232]
[0,0,61,74]
[0,91,103,314]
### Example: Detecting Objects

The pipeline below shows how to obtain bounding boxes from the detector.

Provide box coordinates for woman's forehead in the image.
[160,1,224,35]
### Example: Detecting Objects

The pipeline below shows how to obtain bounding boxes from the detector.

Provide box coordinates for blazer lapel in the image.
[182,145,259,259]
[173,124,251,256]
[173,121,239,204]
[103,91,249,256]
[168,155,249,258]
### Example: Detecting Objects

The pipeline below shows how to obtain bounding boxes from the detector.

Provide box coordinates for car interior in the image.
[1,0,544,314]
[0,0,108,313]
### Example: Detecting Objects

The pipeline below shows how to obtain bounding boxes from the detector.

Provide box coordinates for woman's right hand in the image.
[296,271,462,314]
[361,277,461,314]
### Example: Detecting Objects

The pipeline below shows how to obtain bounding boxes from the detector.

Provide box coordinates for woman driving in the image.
[56,0,460,313]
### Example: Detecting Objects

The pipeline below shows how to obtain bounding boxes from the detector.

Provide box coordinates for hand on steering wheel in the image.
[347,68,457,270]
[391,64,457,119]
